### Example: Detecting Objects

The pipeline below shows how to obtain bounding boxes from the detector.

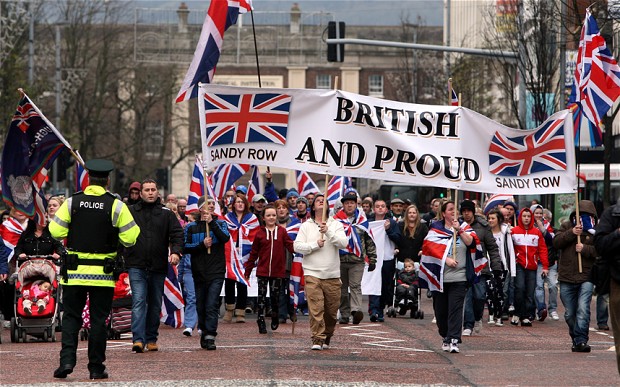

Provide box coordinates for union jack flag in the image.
[203,92,292,146]
[161,263,184,328]
[205,173,222,216]
[450,86,459,106]
[295,170,320,197]
[326,176,345,210]
[247,165,260,203]
[211,163,250,199]
[572,9,620,137]
[75,162,89,192]
[488,117,567,177]
[571,103,603,148]
[1,217,26,262]
[224,212,259,285]
[482,193,515,215]
[186,155,205,214]
[418,221,486,292]
[283,218,305,309]
[176,0,253,102]
[333,208,370,257]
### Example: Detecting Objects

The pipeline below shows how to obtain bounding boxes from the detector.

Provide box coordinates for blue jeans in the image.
[536,262,558,313]
[195,277,225,337]
[178,255,197,330]
[128,268,166,344]
[514,265,537,320]
[559,281,593,345]
[368,295,382,317]
[463,277,487,329]
[503,273,515,313]
[597,293,609,326]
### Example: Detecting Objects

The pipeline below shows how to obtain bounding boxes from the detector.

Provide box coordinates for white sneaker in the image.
[488,315,495,325]
[449,339,460,353]
[511,315,519,325]
[432,316,436,324]
[495,318,504,327]
[311,344,323,351]
[462,328,472,336]
[474,320,482,333]
[183,327,192,337]
[441,341,450,352]
[550,311,559,320]
[508,305,515,314]
[197,329,202,336]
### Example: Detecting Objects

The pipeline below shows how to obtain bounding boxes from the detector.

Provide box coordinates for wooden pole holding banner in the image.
[452,189,459,260]
[575,192,582,273]
[321,174,330,235]
[201,163,211,254]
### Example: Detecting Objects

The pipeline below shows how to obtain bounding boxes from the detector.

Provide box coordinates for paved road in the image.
[0,296,617,386]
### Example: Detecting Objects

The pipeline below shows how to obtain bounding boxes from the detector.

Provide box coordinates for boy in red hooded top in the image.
[511,207,549,327]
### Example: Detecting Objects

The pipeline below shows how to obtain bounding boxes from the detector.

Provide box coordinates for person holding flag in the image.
[183,195,230,350]
[50,159,140,380]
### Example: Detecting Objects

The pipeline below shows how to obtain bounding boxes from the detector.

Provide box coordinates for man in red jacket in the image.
[511,207,549,327]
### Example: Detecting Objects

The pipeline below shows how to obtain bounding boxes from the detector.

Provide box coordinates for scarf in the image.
[572,214,597,235]
[334,208,370,257]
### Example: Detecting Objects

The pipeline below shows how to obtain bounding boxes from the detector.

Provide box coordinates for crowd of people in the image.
[0,162,619,377]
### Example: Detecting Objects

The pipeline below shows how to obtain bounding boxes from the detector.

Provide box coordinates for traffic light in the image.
[327,21,345,62]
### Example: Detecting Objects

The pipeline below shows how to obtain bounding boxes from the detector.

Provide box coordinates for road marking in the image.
[341,324,433,352]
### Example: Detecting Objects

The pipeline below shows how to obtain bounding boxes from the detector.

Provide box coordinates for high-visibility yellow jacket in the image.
[49,185,140,287]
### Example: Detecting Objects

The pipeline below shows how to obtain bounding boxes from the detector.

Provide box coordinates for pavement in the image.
[0,295,617,386]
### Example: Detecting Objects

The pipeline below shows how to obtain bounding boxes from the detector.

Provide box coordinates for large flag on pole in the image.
[326,176,345,210]
[161,263,184,328]
[186,155,205,214]
[2,93,74,225]
[570,8,620,146]
[175,0,253,102]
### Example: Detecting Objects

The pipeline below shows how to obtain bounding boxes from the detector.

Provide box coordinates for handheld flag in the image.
[160,263,184,328]
[247,165,260,203]
[176,0,253,102]
[75,162,89,192]
[186,155,205,214]
[211,163,250,199]
[296,170,320,197]
[483,194,516,215]
[326,176,345,210]
[571,9,620,146]
[2,94,72,225]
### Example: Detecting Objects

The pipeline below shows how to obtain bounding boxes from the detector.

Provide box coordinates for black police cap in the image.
[85,159,114,178]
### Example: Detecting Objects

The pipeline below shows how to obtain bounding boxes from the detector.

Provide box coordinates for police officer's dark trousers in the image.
[60,285,113,373]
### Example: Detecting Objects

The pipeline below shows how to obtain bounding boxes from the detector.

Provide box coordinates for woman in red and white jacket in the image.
[245,204,295,334]
[511,207,549,327]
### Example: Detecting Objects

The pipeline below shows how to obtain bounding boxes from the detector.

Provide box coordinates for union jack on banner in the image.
[176,0,253,102]
[247,165,260,203]
[482,193,515,215]
[186,155,205,214]
[571,9,620,145]
[161,263,184,328]
[295,170,320,197]
[211,163,250,199]
[488,117,567,177]
[75,162,89,192]
[203,92,292,146]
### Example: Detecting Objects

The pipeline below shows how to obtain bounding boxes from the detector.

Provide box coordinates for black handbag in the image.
[590,257,610,296]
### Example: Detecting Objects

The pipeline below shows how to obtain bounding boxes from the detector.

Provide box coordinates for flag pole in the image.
[249,8,262,88]
[575,108,583,273]
[321,174,330,238]
[452,189,459,260]
[448,78,453,105]
[201,157,211,254]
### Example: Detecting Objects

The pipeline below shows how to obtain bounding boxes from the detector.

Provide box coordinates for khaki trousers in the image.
[304,276,341,345]
[339,261,365,318]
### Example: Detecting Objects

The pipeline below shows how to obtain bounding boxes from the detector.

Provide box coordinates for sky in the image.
[134,0,444,26]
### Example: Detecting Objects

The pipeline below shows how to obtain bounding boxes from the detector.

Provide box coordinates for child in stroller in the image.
[22,279,52,315]
[109,272,132,339]
[395,258,422,318]
[11,257,60,342]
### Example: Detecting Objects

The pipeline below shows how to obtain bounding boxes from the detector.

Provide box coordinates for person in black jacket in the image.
[396,204,429,263]
[594,200,620,373]
[14,219,65,262]
[183,196,230,350]
[124,179,184,353]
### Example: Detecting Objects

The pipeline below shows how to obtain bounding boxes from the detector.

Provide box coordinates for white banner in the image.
[199,84,577,195]
[361,221,386,296]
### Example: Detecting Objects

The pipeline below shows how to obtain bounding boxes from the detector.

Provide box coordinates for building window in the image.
[369,75,383,96]
[145,121,164,157]
[316,74,331,89]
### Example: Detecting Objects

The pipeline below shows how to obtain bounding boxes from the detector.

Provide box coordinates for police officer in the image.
[50,159,140,380]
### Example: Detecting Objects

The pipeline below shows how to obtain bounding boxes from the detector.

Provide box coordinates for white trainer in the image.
[462,328,472,336]
[488,315,495,325]
[474,320,482,333]
[495,318,504,327]
[449,339,460,353]
[550,311,560,320]
[311,344,323,351]
[183,327,192,337]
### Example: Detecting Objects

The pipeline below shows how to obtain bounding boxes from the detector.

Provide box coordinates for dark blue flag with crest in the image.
[1,94,69,225]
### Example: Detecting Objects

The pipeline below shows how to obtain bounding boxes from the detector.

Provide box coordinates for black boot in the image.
[271,316,279,331]
[257,318,267,334]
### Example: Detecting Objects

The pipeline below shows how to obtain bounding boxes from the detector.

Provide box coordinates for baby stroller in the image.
[108,272,132,340]
[386,262,424,319]
[11,256,61,342]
